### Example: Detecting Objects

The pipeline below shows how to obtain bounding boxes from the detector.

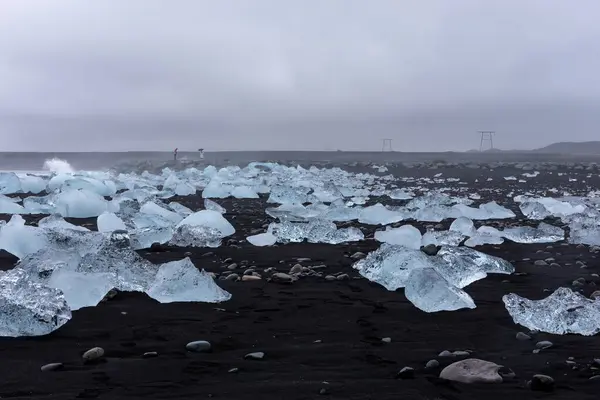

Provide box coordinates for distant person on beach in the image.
[198,148,204,160]
[173,148,178,161]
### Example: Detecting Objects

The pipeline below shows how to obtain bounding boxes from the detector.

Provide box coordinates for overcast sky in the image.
[1,0,599,151]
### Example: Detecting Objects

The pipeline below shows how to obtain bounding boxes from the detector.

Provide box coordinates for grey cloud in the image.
[0,0,599,150]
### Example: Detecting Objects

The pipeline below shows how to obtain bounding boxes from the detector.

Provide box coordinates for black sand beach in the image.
[1,163,600,399]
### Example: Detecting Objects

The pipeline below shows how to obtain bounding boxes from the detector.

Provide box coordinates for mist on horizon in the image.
[1,0,599,152]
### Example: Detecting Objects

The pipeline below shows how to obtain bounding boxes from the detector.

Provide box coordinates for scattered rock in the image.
[396,366,415,379]
[381,337,391,343]
[225,273,240,281]
[516,332,531,341]
[41,363,63,372]
[425,359,440,369]
[82,347,105,363]
[336,274,349,281]
[589,375,600,381]
[439,350,453,357]
[534,260,548,266]
[271,273,294,283]
[318,388,330,395]
[143,352,158,358]
[244,352,265,360]
[242,275,262,282]
[529,374,555,392]
[536,341,553,350]
[228,367,239,373]
[227,263,238,270]
[420,244,440,256]
[350,252,366,260]
[290,264,303,274]
[452,351,471,357]
[440,359,503,384]
[325,275,337,281]
[186,340,212,353]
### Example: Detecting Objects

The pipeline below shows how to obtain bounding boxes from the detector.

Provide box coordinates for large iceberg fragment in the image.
[359,203,405,225]
[55,189,116,218]
[231,186,259,199]
[404,268,476,312]
[0,215,48,259]
[47,270,114,310]
[0,268,71,337]
[501,222,564,244]
[374,225,422,249]
[140,201,183,224]
[18,174,46,194]
[449,217,476,236]
[97,212,127,233]
[147,258,231,303]
[0,195,26,214]
[0,172,22,194]
[77,231,157,291]
[520,201,551,220]
[503,287,600,336]
[177,210,235,237]
[353,244,432,290]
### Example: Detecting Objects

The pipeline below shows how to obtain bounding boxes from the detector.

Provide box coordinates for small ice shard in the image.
[421,229,464,247]
[404,268,476,312]
[177,210,235,237]
[267,185,310,205]
[0,172,22,194]
[62,177,115,197]
[464,226,504,247]
[503,287,600,336]
[147,258,231,303]
[388,188,414,200]
[247,232,277,246]
[174,182,196,196]
[449,217,476,236]
[375,225,422,249]
[435,246,514,286]
[47,270,114,310]
[0,195,26,214]
[55,189,115,218]
[269,221,308,243]
[18,174,46,194]
[501,222,564,244]
[204,198,226,214]
[0,215,47,259]
[167,202,193,217]
[0,268,71,337]
[520,201,551,220]
[311,183,344,202]
[140,201,183,225]
[231,186,259,199]
[97,212,127,233]
[130,213,174,249]
[359,203,405,225]
[202,179,230,198]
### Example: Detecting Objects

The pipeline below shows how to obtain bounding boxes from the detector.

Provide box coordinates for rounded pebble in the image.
[186,340,212,352]
[82,347,105,363]
[41,363,63,372]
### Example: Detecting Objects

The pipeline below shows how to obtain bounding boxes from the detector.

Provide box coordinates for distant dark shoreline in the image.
[2,150,600,172]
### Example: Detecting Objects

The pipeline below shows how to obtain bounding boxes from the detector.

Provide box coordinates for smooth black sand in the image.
[1,165,600,399]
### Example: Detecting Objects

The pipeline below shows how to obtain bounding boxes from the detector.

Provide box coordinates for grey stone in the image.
[516,332,531,341]
[82,347,105,363]
[227,263,238,270]
[242,275,261,282]
[439,359,503,384]
[425,359,440,369]
[396,366,415,379]
[336,274,350,281]
[271,273,294,283]
[186,340,212,352]
[244,352,265,360]
[420,244,440,256]
[325,275,337,281]
[225,273,240,281]
[534,260,548,266]
[439,350,453,357]
[536,341,553,350]
[143,351,158,358]
[290,264,303,274]
[529,374,555,392]
[381,337,391,343]
[41,363,63,372]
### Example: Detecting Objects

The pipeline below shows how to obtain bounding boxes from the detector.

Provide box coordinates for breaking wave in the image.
[43,158,74,174]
